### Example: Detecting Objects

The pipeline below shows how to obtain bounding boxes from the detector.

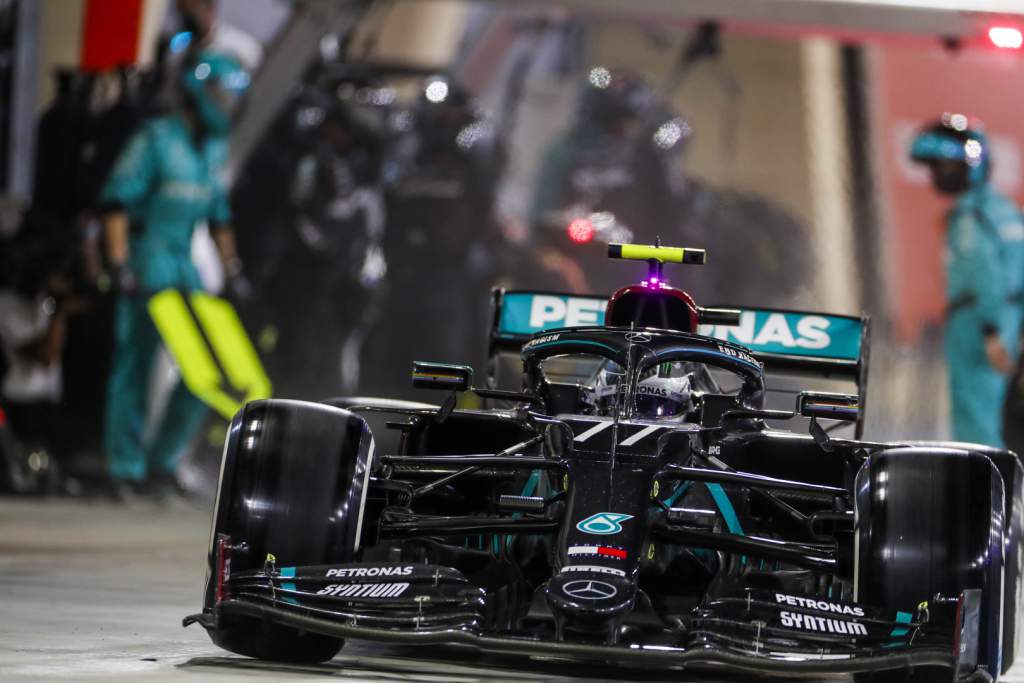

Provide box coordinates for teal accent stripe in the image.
[889,610,912,638]
[662,481,691,507]
[522,469,541,497]
[705,483,744,535]
[528,340,618,353]
[279,567,298,605]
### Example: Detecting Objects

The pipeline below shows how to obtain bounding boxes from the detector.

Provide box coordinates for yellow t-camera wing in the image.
[148,289,272,419]
[607,243,706,265]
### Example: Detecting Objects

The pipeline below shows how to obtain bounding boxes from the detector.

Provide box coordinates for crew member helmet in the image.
[910,113,991,189]
[180,49,250,137]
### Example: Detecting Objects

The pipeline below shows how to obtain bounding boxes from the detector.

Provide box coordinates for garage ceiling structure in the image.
[514,0,1024,38]
[231,0,1024,175]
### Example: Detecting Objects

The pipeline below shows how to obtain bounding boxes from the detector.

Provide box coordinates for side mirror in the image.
[411,362,474,392]
[797,391,860,423]
[698,307,741,326]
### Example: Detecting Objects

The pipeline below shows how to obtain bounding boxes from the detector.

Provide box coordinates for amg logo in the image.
[775,593,865,617]
[316,582,409,598]
[326,566,414,578]
[780,611,867,636]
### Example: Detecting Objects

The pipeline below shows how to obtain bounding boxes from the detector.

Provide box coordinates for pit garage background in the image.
[0,0,1023,680]
[7,0,1022,444]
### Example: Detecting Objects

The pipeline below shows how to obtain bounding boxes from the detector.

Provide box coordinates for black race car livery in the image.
[186,244,1023,683]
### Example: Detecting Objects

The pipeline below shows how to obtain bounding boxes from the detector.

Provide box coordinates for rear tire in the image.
[202,399,377,663]
[855,447,1005,682]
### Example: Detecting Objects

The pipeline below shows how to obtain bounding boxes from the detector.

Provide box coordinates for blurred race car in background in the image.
[186,243,1023,683]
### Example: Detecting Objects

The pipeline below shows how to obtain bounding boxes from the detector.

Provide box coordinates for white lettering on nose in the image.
[529,296,567,328]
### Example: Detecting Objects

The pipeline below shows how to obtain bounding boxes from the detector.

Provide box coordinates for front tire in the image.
[202,399,376,663]
[896,441,1024,675]
[855,447,1005,682]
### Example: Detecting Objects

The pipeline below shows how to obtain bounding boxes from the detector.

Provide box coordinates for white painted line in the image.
[573,421,613,443]
[353,437,374,553]
[619,424,661,446]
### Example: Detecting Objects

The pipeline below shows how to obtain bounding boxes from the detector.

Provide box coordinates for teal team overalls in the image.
[944,184,1024,447]
[101,115,230,481]
[911,118,1024,448]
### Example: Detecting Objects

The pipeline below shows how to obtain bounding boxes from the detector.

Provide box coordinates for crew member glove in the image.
[113,263,138,296]
[984,331,1013,375]
[224,257,252,302]
[227,273,253,302]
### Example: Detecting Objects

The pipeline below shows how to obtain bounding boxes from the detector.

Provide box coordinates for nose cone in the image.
[546,571,636,623]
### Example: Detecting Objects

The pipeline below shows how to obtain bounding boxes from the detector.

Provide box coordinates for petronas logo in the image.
[576,512,633,535]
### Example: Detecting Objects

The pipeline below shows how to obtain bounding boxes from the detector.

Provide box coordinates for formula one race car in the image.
[186,243,1023,682]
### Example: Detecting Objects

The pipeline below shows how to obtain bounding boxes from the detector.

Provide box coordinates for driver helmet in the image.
[635,364,696,419]
[591,361,702,421]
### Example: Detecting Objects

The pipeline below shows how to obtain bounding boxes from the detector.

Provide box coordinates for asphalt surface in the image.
[1,497,1022,683]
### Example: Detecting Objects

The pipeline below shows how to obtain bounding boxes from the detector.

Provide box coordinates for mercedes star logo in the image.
[624,332,652,343]
[562,579,617,600]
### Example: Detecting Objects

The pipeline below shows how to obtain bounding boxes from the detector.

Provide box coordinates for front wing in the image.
[186,562,982,679]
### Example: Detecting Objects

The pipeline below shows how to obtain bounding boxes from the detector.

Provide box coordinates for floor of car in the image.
[2,497,1021,683]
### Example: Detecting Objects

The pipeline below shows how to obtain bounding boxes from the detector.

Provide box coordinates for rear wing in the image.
[487,290,610,401]
[699,307,869,386]
[490,290,610,351]
[700,307,871,438]
[488,289,870,436]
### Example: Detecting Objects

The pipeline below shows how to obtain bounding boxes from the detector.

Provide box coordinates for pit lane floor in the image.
[0,497,1020,683]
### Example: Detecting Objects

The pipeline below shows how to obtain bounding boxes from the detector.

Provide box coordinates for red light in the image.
[215,534,231,603]
[0,406,5,426]
[567,218,595,244]
[989,27,1023,49]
